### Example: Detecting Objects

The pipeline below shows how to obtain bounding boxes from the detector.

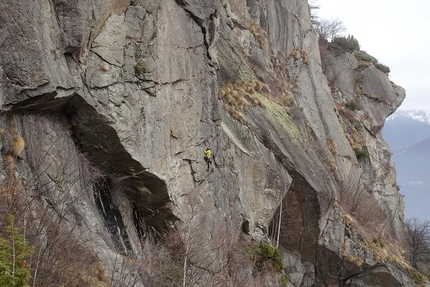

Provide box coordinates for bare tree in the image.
[338,169,386,233]
[315,18,347,41]
[178,189,232,287]
[405,217,430,269]
[339,171,369,216]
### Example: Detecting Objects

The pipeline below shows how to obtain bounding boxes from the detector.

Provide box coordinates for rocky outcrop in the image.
[0,0,417,286]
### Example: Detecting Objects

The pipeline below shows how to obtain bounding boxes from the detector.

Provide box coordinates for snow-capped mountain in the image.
[387,109,430,125]
[382,109,430,219]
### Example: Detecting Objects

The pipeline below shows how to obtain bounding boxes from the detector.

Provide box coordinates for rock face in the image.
[0,0,416,286]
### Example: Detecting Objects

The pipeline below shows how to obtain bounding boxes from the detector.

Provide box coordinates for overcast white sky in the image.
[316,0,430,111]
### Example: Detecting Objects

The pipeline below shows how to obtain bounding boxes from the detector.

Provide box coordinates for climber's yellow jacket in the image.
[204,148,211,157]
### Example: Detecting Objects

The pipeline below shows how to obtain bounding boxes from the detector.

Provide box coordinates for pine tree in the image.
[0,214,34,287]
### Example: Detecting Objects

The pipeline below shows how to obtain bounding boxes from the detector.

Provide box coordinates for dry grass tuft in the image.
[344,214,354,225]
[134,59,147,75]
[326,137,337,155]
[254,81,270,93]
[289,78,299,90]
[347,254,363,267]
[287,48,308,64]
[12,136,25,156]
[279,91,295,108]
[100,64,110,72]
[249,20,268,51]
[232,110,246,122]
[219,80,267,110]
[4,154,15,171]
[218,79,270,122]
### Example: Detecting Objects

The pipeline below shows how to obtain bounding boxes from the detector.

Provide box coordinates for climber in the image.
[204,147,212,170]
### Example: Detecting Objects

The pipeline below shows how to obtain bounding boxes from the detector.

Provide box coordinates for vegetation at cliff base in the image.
[243,241,283,272]
[0,214,34,287]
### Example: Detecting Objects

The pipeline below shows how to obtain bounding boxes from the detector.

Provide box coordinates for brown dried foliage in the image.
[249,20,268,51]
[219,80,267,109]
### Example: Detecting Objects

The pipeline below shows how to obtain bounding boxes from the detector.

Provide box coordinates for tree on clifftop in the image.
[315,18,346,41]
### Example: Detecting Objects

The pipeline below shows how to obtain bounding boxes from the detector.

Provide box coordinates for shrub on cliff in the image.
[256,241,283,272]
[408,267,427,285]
[353,51,390,75]
[353,147,368,160]
[374,63,390,75]
[354,50,377,63]
[332,35,360,52]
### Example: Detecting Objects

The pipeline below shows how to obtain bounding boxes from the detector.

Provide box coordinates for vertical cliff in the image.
[0,0,417,286]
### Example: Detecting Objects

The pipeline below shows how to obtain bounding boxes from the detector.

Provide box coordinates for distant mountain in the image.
[383,110,430,153]
[382,110,430,219]
[392,138,430,218]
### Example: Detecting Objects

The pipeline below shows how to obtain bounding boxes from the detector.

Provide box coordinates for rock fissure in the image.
[183,158,201,184]
[173,0,217,63]
[94,178,133,255]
